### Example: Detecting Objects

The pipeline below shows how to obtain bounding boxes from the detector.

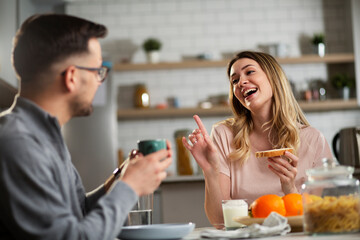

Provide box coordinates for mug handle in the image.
[332,132,340,160]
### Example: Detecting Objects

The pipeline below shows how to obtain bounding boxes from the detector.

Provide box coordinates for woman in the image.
[182,51,333,227]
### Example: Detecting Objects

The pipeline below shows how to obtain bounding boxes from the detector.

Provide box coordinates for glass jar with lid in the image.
[302,158,360,235]
[174,129,200,176]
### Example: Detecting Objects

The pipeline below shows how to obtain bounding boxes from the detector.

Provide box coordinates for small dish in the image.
[233,215,303,232]
[118,222,195,240]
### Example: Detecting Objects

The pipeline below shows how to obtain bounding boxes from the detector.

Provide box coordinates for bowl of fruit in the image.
[233,193,304,232]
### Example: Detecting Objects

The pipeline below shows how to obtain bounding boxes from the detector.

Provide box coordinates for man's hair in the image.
[12,14,107,84]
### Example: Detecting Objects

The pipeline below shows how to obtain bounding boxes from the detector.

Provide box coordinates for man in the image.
[0,14,172,239]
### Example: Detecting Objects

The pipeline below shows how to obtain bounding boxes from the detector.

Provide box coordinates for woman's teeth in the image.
[244,88,257,97]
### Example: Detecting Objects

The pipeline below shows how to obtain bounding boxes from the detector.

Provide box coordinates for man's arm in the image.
[0,136,137,240]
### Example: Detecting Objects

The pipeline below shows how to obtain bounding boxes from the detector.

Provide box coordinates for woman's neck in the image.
[251,111,272,135]
[249,109,275,151]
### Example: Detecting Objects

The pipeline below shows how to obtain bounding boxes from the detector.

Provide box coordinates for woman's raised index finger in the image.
[193,115,209,136]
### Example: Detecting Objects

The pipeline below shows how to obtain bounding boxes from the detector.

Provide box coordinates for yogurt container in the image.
[222,199,248,230]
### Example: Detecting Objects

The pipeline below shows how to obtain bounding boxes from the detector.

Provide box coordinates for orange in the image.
[251,194,286,218]
[282,193,303,216]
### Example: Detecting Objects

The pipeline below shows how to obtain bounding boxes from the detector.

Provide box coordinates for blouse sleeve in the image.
[309,127,334,168]
[210,124,232,177]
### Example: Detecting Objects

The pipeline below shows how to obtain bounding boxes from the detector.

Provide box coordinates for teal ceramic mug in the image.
[137,139,167,156]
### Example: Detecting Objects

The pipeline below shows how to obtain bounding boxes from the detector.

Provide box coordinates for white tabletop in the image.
[183,228,360,240]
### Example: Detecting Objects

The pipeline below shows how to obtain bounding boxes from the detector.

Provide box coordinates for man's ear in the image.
[62,66,77,92]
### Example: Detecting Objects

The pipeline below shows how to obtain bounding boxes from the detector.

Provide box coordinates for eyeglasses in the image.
[61,65,110,83]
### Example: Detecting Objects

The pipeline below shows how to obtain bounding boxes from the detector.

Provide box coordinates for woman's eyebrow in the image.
[241,64,255,70]
[230,64,255,78]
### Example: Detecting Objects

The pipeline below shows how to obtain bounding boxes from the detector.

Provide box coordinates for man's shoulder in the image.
[0,113,40,159]
[0,112,30,138]
[0,114,51,169]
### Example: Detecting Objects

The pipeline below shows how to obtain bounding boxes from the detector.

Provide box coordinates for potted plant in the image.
[142,38,162,63]
[330,73,355,100]
[311,33,325,57]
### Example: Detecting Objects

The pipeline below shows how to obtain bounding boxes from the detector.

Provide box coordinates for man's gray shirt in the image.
[0,97,138,239]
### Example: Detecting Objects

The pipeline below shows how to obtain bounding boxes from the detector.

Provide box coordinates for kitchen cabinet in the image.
[156,175,210,228]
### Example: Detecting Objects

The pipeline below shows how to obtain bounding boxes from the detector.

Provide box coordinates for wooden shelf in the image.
[113,53,354,72]
[117,99,359,120]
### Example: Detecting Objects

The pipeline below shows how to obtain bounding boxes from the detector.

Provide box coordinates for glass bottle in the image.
[302,158,360,235]
[174,129,198,175]
[134,84,150,108]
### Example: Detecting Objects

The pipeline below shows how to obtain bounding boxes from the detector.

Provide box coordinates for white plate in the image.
[118,222,195,240]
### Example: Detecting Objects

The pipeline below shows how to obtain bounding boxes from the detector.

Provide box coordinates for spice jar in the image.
[174,129,199,175]
[302,158,360,235]
[134,84,150,108]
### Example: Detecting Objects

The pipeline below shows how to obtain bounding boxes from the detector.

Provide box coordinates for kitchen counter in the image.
[183,228,360,240]
[158,176,209,228]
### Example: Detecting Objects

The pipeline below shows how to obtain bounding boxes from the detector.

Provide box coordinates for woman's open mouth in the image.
[243,88,258,98]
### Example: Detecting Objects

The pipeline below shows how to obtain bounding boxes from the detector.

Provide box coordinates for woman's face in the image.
[229,58,273,113]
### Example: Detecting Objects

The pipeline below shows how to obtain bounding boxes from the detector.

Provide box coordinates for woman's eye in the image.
[246,70,254,75]
[232,79,239,84]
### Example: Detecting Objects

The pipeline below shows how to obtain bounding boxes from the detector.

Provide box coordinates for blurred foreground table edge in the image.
[182,227,360,240]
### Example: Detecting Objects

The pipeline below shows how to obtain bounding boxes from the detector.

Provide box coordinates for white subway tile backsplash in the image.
[252,0,273,8]
[302,0,321,8]
[276,0,302,8]
[153,0,177,12]
[103,3,128,15]
[228,0,253,9]
[167,13,194,25]
[178,0,202,12]
[156,26,180,37]
[180,25,204,37]
[129,1,152,13]
[191,12,217,24]
[266,9,290,20]
[216,12,241,23]
[204,0,228,11]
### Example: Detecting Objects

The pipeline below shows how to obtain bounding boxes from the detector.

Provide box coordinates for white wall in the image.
[0,0,17,87]
[0,0,63,88]
[67,0,353,62]
[352,0,360,105]
[66,0,360,175]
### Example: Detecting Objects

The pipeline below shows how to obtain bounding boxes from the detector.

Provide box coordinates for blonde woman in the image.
[182,51,333,227]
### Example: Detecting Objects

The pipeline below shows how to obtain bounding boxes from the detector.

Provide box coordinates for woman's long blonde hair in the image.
[223,51,309,165]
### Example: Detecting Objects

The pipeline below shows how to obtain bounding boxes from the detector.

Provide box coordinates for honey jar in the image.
[134,84,150,108]
[174,129,199,175]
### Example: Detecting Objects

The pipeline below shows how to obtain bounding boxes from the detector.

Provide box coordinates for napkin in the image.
[201,212,291,239]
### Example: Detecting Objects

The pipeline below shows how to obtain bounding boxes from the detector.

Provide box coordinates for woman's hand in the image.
[267,151,299,194]
[182,115,220,175]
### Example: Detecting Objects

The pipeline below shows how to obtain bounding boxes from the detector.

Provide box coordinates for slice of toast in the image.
[255,148,294,158]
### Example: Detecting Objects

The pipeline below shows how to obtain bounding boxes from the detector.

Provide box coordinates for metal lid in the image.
[306,158,354,181]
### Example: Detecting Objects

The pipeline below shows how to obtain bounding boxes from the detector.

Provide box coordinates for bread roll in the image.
[255,148,294,158]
